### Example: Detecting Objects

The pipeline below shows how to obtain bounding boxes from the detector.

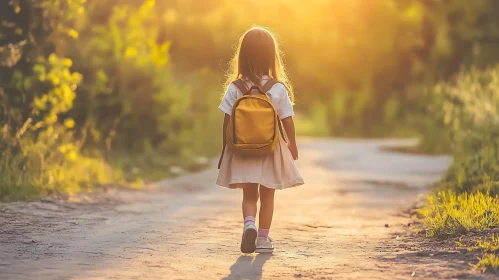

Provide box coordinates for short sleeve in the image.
[275,84,294,119]
[218,84,238,115]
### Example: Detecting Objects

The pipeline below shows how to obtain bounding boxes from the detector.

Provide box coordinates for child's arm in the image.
[281,116,298,160]
[218,113,230,169]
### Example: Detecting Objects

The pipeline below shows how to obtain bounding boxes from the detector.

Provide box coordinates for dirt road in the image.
[2,138,481,280]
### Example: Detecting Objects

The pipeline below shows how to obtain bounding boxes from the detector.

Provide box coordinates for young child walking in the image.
[216,27,304,254]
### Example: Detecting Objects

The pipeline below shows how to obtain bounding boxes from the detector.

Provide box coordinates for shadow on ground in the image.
[222,253,273,280]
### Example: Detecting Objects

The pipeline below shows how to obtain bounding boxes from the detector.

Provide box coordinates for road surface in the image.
[2,138,479,279]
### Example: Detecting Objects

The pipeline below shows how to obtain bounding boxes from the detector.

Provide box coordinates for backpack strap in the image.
[262,78,288,143]
[232,79,249,94]
[261,78,281,93]
[233,78,283,94]
[277,117,287,143]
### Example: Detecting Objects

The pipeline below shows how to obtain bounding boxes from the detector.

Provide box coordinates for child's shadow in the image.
[221,253,273,280]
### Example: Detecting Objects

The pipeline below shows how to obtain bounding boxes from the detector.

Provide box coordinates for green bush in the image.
[0,126,117,201]
[70,0,222,159]
[421,66,499,242]
[0,0,222,200]
[0,1,118,201]
[427,66,499,195]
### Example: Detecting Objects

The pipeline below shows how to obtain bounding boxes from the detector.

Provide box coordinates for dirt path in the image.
[1,138,486,280]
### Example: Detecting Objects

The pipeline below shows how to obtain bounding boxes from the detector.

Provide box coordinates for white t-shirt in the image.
[218,75,294,120]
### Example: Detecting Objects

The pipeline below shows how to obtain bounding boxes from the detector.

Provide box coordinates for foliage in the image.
[475,254,499,273]
[0,0,222,200]
[474,234,499,253]
[156,0,499,137]
[421,66,499,240]
[1,0,499,200]
[0,0,116,200]
[470,234,499,273]
[421,191,499,237]
[159,0,433,136]
[69,0,221,158]
[419,62,499,273]
[0,127,117,201]
[424,66,499,195]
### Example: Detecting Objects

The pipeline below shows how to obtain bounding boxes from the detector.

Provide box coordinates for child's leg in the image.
[239,183,259,253]
[241,183,259,218]
[258,185,275,233]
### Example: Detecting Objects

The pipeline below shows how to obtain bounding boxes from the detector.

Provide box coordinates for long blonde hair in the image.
[224,26,294,102]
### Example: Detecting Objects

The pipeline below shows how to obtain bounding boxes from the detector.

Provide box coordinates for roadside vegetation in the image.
[474,234,499,272]
[420,66,499,272]
[0,0,219,201]
[0,0,462,200]
[456,233,499,272]
[2,0,499,274]
[1,2,499,244]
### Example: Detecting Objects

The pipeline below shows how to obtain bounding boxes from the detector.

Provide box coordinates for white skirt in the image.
[216,138,304,190]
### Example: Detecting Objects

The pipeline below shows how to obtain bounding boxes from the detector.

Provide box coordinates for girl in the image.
[216,27,304,254]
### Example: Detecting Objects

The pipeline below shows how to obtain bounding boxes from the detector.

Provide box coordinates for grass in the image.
[475,234,499,253]
[475,254,499,273]
[421,190,499,272]
[473,235,499,272]
[1,148,212,202]
[0,149,119,202]
[420,191,499,237]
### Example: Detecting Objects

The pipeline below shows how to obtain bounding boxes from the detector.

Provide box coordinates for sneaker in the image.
[255,237,274,253]
[241,224,257,253]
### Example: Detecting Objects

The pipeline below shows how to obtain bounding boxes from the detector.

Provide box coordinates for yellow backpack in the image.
[226,78,286,156]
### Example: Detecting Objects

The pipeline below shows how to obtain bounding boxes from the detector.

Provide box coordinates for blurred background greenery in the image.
[1,0,499,200]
